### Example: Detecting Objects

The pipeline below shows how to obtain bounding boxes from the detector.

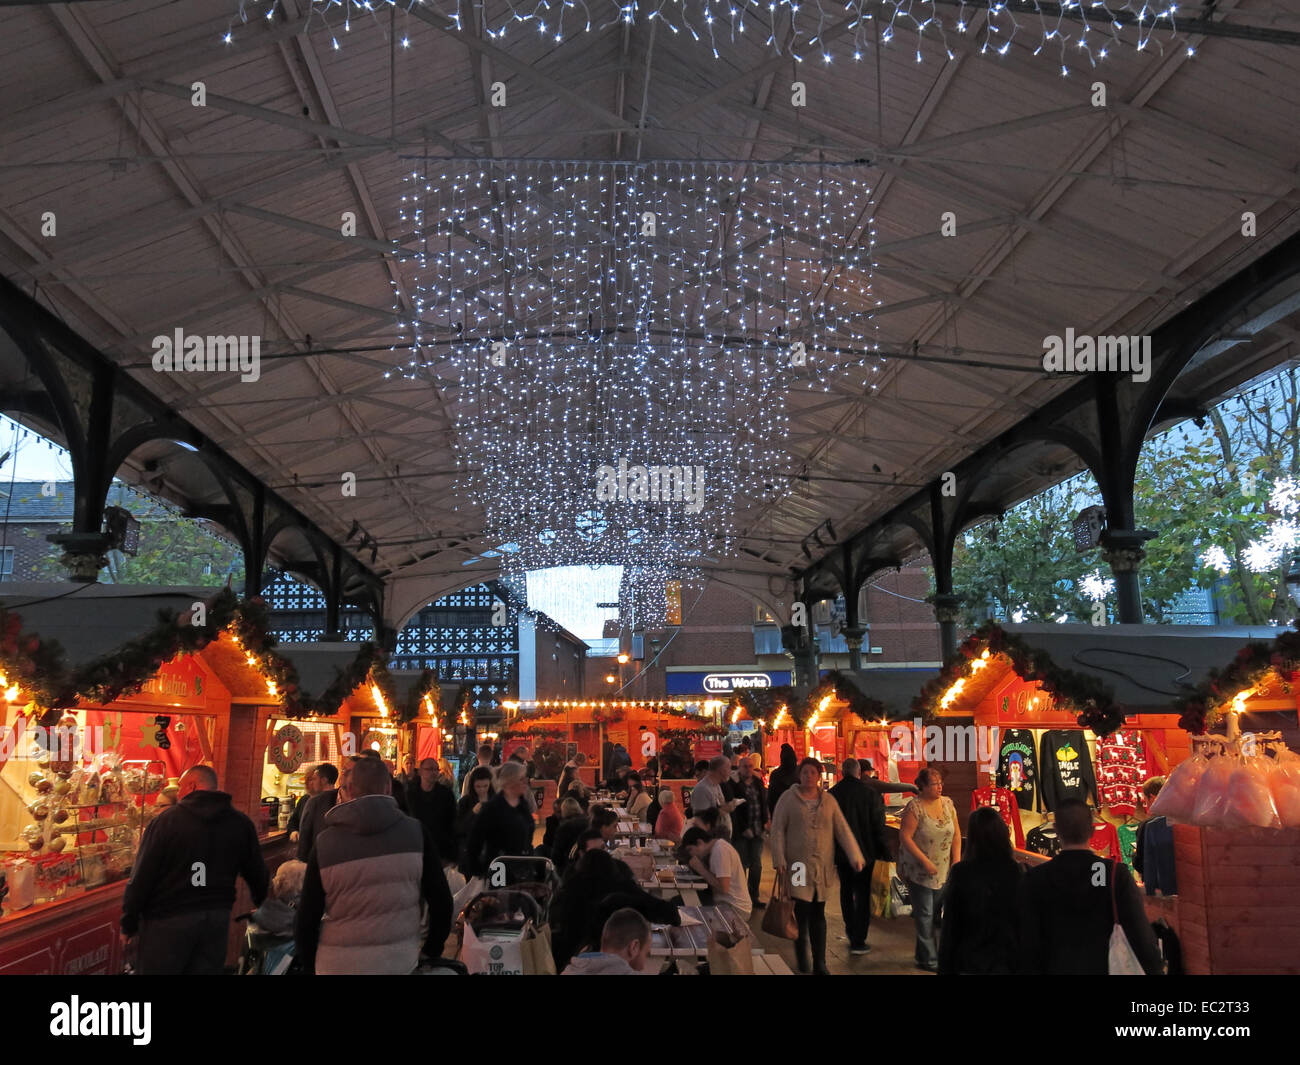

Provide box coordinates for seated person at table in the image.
[685,805,723,841]
[562,907,656,975]
[553,805,619,878]
[550,848,681,970]
[541,797,583,858]
[624,774,653,822]
[654,789,686,843]
[574,827,608,856]
[608,763,633,795]
[677,826,752,919]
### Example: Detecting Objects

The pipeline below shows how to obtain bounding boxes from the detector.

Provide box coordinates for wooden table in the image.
[646,905,785,974]
[649,904,748,958]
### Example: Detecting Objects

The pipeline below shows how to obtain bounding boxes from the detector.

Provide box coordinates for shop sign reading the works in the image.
[703,673,773,694]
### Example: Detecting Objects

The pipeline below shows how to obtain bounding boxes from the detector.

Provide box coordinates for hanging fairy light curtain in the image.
[230,0,1185,66]
[396,160,877,617]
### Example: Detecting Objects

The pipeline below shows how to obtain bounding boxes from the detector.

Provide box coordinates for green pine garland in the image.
[805,671,889,725]
[911,623,1126,737]
[1171,624,1300,734]
[0,590,396,723]
[396,668,443,725]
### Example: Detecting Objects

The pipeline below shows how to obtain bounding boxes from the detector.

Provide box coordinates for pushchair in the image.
[479,855,560,924]
[457,889,551,974]
[234,912,298,975]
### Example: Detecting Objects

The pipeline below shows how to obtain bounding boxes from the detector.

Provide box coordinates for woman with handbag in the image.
[769,757,864,975]
[898,767,961,973]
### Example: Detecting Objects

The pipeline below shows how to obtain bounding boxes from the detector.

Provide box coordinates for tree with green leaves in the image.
[24,485,244,587]
[952,365,1300,626]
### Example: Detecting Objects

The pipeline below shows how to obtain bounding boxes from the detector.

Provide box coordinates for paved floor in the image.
[741,849,932,976]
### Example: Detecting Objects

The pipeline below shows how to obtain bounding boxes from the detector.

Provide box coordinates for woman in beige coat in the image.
[770,757,865,974]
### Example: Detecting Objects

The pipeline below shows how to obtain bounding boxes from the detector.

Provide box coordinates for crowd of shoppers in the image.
[118,734,1170,977]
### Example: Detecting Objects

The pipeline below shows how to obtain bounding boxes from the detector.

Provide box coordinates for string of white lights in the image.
[229,0,1185,66]
[394,159,878,622]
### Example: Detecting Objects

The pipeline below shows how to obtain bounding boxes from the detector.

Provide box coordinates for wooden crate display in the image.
[1172,824,1300,975]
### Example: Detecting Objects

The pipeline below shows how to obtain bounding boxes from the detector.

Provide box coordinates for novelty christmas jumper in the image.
[1038,729,1098,812]
[971,786,1025,849]
[1097,728,1147,815]
[996,728,1039,813]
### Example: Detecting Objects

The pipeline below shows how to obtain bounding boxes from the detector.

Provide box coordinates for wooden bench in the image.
[750,949,794,975]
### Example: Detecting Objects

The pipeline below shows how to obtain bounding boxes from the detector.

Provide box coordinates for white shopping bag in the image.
[452,875,485,917]
[461,923,524,975]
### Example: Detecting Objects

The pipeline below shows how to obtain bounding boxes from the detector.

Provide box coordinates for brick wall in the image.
[534,629,587,697]
[613,567,943,699]
[860,564,942,665]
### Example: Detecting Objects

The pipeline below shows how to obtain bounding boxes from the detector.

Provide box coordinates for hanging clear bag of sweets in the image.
[1221,755,1281,829]
[1148,752,1208,823]
[1268,750,1300,827]
[1191,754,1237,826]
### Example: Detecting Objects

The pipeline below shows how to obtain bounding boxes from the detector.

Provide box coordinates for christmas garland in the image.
[396,668,443,725]
[660,725,729,740]
[911,623,1126,737]
[805,671,889,725]
[0,590,397,723]
[1171,626,1300,734]
[452,686,475,730]
[728,685,799,724]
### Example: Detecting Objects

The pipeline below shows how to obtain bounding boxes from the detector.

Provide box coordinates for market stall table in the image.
[650,904,749,957]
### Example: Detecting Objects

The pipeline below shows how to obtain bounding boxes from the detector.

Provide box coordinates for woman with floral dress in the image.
[898,767,961,972]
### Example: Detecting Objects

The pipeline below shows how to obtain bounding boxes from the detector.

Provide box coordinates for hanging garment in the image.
[1098,728,1147,815]
[1088,820,1121,861]
[1117,822,1138,871]
[996,728,1039,813]
[1039,729,1098,812]
[1024,823,1060,858]
[971,785,1025,849]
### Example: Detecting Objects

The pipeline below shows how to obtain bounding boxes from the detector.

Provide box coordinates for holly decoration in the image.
[396,668,442,725]
[912,623,1127,737]
[803,672,888,726]
[0,590,398,721]
[1171,624,1300,734]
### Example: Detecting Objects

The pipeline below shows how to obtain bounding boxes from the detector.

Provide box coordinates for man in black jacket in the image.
[121,764,268,974]
[296,760,345,860]
[408,757,458,861]
[1019,799,1163,974]
[731,757,769,908]
[829,758,889,955]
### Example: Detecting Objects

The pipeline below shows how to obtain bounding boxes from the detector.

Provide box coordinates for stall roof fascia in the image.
[836,669,941,723]
[0,582,222,667]
[987,624,1289,713]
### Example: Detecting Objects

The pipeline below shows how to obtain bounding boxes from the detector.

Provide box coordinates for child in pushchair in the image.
[237,859,306,975]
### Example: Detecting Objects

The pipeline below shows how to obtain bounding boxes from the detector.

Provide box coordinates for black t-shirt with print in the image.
[997,728,1039,813]
[1024,824,1061,858]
